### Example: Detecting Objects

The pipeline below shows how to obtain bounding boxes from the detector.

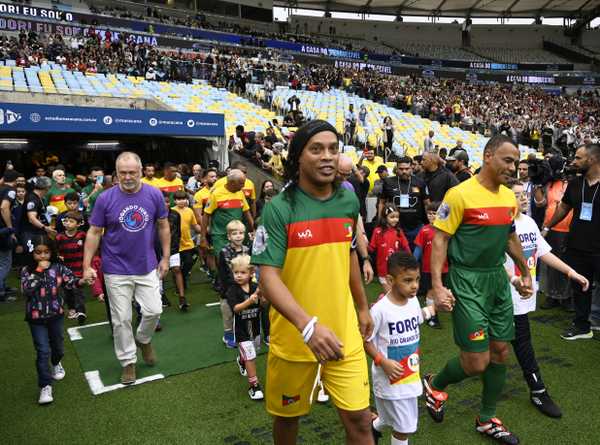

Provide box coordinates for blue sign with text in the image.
[0,103,224,137]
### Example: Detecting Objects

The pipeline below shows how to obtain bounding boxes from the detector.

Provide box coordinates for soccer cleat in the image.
[161,293,171,308]
[77,312,87,326]
[423,374,448,423]
[560,326,593,340]
[530,391,562,418]
[248,384,264,400]
[427,316,441,329]
[237,356,247,376]
[475,417,519,444]
[178,298,190,312]
[121,364,136,385]
[38,385,53,405]
[52,362,65,381]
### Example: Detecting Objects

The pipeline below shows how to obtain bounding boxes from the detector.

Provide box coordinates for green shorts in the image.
[449,265,514,353]
[211,234,229,258]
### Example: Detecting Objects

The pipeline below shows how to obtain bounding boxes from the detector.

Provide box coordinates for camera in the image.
[527,158,553,186]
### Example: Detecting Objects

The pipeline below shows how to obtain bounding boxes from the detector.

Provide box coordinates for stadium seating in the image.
[250,85,533,169]
[0,61,281,141]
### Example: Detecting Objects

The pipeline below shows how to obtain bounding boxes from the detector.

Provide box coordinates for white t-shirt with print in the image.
[505,213,552,315]
[368,295,424,400]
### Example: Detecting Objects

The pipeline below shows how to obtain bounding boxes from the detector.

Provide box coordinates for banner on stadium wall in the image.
[0,2,74,22]
[334,60,391,74]
[0,16,159,46]
[0,103,225,137]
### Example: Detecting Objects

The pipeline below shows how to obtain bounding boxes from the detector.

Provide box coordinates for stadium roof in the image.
[277,0,600,18]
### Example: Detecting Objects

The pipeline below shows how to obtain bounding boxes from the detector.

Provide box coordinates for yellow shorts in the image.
[266,351,370,417]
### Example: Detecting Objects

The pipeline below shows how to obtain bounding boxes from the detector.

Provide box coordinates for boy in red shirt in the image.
[414,202,448,328]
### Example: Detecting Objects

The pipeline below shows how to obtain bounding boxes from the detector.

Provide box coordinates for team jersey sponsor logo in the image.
[468,328,486,341]
[387,343,420,385]
[297,229,313,239]
[282,394,300,406]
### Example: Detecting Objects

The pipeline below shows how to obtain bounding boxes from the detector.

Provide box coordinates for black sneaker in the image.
[161,293,171,307]
[178,298,190,312]
[540,298,560,310]
[423,374,448,423]
[530,390,562,418]
[77,312,87,326]
[475,417,519,444]
[427,315,441,329]
[560,326,593,340]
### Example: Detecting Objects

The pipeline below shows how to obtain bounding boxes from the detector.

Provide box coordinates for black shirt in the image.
[226,281,260,342]
[0,185,16,229]
[424,167,459,202]
[456,168,473,183]
[21,192,48,234]
[562,176,600,254]
[381,175,429,230]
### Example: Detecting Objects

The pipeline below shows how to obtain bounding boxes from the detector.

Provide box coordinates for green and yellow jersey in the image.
[204,186,249,236]
[251,186,363,362]
[434,176,517,269]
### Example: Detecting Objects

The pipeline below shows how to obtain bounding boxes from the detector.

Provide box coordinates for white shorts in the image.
[169,253,181,268]
[238,336,261,361]
[375,396,418,434]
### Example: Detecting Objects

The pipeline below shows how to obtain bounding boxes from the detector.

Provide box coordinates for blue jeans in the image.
[404,225,423,252]
[29,317,64,388]
[0,248,12,296]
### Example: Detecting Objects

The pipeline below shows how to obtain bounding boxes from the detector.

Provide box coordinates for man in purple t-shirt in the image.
[83,152,170,385]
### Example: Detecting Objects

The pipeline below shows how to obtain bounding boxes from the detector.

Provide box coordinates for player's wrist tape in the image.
[374,352,384,367]
[510,275,520,285]
[423,307,433,320]
[302,316,318,343]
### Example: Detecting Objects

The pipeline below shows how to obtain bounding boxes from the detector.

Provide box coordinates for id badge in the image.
[580,202,593,221]
[400,194,409,208]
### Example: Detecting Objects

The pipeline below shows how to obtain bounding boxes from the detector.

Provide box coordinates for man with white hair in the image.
[186,164,203,195]
[200,169,254,258]
[83,152,171,385]
[46,169,76,214]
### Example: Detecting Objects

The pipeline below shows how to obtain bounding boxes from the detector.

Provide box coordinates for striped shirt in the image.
[56,231,86,278]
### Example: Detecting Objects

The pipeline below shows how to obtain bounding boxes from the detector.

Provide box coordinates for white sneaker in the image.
[248,384,264,400]
[52,362,65,380]
[317,386,329,403]
[38,385,53,405]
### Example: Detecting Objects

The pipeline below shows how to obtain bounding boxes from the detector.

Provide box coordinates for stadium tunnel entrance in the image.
[0,133,221,177]
[0,101,227,176]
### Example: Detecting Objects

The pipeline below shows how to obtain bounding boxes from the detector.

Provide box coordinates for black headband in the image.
[289,120,339,157]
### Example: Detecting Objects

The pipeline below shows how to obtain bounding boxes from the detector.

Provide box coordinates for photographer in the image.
[543,144,600,340]
[531,152,574,310]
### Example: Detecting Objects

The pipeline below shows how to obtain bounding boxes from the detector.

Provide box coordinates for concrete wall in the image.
[0,92,171,110]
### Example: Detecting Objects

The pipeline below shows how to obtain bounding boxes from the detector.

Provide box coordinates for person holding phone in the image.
[81,167,105,216]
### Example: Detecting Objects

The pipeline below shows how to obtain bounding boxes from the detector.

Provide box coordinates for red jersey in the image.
[56,231,86,278]
[414,224,448,273]
[369,226,410,278]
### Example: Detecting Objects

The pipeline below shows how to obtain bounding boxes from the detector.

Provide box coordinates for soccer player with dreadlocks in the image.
[251,120,375,445]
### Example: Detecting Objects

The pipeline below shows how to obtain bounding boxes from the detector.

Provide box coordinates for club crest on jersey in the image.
[282,394,300,406]
[343,222,353,238]
[469,328,486,341]
[437,202,450,220]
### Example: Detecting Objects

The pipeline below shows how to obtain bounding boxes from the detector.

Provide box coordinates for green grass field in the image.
[1,270,599,445]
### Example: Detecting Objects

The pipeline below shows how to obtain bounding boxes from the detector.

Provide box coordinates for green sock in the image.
[479,362,507,422]
[432,356,469,390]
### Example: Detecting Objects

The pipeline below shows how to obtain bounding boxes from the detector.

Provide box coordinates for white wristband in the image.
[302,316,318,343]
[423,307,432,321]
[510,275,520,285]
